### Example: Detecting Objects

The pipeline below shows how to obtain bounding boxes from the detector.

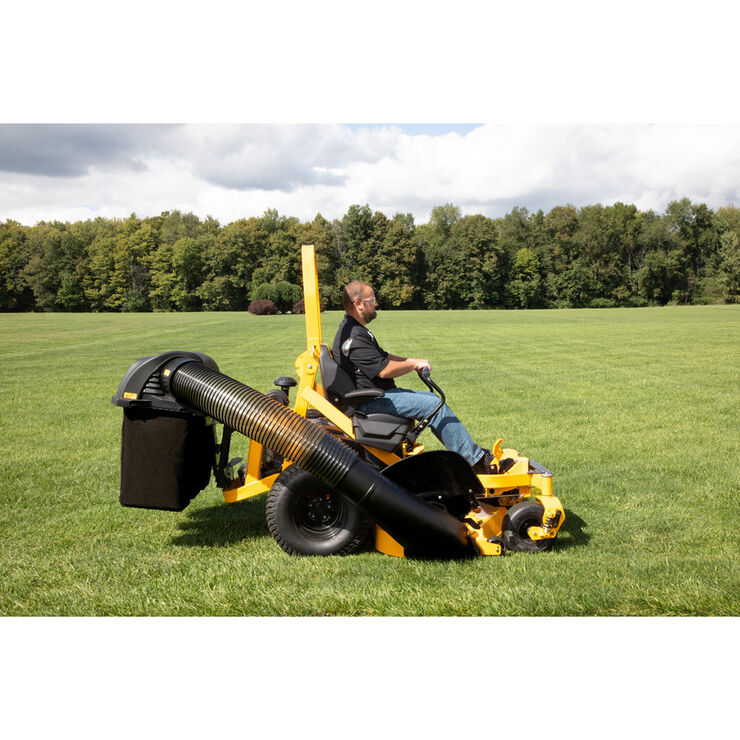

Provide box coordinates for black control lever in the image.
[406,367,446,443]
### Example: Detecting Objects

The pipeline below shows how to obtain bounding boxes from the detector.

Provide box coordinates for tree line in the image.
[1,199,739,313]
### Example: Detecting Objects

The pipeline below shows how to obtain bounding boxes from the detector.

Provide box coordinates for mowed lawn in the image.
[0,305,738,616]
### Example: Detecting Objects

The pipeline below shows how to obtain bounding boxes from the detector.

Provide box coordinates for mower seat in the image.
[318,345,413,451]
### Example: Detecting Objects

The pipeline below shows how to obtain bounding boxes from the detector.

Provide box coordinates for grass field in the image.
[1,305,738,616]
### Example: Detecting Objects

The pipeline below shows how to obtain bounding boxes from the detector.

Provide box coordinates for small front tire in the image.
[502,501,554,552]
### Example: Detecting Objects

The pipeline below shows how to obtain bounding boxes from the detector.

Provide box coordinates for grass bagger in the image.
[112,245,565,558]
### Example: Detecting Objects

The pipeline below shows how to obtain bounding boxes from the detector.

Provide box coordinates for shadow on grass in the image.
[171,498,269,548]
[553,509,590,549]
[171,499,590,552]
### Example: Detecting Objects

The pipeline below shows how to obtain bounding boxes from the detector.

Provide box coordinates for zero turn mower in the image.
[112,245,564,558]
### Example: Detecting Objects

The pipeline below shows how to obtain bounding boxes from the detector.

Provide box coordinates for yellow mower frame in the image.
[219,245,564,556]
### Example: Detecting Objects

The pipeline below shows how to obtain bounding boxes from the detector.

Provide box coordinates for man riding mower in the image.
[112,245,565,558]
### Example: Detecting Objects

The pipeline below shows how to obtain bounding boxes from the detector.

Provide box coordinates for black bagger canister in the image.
[112,351,221,511]
[120,408,215,511]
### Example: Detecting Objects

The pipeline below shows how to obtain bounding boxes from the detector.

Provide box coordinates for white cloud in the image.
[0,124,175,177]
[1,123,739,226]
[161,124,402,191]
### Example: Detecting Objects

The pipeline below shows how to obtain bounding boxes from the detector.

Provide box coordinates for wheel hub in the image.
[298,492,341,531]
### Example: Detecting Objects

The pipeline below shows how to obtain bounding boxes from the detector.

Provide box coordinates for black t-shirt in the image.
[332,314,396,391]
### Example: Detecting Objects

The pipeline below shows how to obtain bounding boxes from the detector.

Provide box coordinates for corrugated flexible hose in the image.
[169,360,474,558]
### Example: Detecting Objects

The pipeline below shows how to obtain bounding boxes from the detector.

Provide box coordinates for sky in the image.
[1,122,739,227]
[3,3,739,228]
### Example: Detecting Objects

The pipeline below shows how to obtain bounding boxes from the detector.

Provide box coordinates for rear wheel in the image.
[266,465,373,556]
[502,501,553,552]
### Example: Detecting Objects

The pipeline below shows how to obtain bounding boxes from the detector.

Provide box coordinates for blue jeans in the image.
[358,388,485,465]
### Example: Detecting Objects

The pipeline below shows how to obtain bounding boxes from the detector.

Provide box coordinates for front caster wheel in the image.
[266,465,373,556]
[502,501,554,552]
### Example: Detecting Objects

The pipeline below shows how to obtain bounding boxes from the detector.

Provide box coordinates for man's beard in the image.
[364,308,377,323]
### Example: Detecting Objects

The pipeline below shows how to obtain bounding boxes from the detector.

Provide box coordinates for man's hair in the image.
[342,281,372,312]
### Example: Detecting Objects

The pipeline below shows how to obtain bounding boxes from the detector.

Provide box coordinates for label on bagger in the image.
[123,392,138,399]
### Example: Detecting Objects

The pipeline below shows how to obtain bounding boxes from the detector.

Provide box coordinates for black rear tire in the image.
[502,501,553,552]
[266,465,373,556]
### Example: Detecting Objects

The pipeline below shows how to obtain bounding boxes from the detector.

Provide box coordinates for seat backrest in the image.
[318,344,412,450]
[319,345,356,404]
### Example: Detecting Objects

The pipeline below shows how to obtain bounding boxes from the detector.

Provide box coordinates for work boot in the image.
[473,450,497,474]
[498,457,516,473]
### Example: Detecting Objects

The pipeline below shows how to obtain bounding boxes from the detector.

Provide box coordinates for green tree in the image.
[542,205,579,305]
[544,205,578,269]
[84,221,121,311]
[275,280,302,311]
[159,210,204,245]
[340,204,374,277]
[497,206,534,260]
[558,258,596,307]
[636,210,675,256]
[251,282,281,303]
[718,231,740,303]
[145,242,177,311]
[172,236,207,310]
[602,202,642,299]
[374,216,418,308]
[56,270,86,311]
[198,217,266,310]
[636,249,684,304]
[363,210,390,286]
[665,199,719,300]
[429,203,461,244]
[107,216,156,311]
[392,212,415,232]
[22,223,65,310]
[250,281,301,311]
[709,206,740,303]
[0,220,34,310]
[420,204,462,308]
[507,247,543,308]
[292,213,340,305]
[1,199,735,312]
[437,215,504,308]
[573,204,628,304]
[713,205,740,239]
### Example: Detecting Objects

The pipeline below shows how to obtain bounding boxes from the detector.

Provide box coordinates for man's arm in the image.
[378,354,431,379]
